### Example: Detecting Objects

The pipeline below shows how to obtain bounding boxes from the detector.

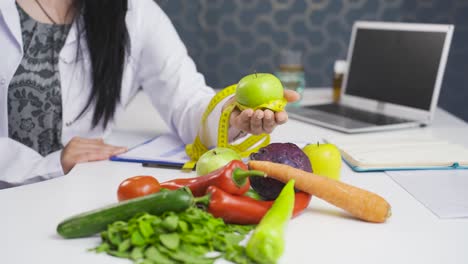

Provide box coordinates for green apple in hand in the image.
[196,147,242,176]
[303,142,342,180]
[236,73,284,109]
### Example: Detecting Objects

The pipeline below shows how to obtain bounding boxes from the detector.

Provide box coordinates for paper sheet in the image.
[387,170,468,219]
[112,134,189,165]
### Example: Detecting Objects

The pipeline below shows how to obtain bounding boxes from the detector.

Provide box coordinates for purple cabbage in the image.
[249,143,312,200]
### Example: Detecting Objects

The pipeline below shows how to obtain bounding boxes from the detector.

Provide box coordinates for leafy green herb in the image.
[145,246,175,264]
[159,233,180,250]
[93,207,257,264]
[161,215,179,231]
[118,239,131,252]
[139,219,154,238]
[131,230,146,246]
[94,242,109,253]
[130,246,144,261]
[178,220,188,232]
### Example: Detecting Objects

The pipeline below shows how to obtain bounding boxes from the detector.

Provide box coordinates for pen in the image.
[142,162,193,171]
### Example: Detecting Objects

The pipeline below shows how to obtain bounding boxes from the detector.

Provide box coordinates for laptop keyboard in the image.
[305,104,410,126]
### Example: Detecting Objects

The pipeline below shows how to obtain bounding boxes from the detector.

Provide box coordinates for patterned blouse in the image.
[8,4,71,156]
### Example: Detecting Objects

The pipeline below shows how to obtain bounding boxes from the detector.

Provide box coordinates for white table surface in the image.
[1,89,468,264]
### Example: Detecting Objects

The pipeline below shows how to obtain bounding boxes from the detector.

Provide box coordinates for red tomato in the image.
[117,175,161,201]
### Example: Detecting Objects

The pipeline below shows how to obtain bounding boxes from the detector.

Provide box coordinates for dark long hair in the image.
[74,0,129,128]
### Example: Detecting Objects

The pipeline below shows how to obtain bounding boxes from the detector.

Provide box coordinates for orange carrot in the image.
[248,160,391,223]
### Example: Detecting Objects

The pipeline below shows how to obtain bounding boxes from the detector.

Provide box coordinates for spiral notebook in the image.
[326,132,468,172]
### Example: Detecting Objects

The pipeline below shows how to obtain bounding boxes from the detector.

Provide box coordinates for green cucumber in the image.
[57,188,194,238]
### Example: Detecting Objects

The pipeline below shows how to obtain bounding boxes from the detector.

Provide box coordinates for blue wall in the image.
[158,0,468,122]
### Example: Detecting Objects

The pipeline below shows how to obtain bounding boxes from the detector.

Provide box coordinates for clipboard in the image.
[110,134,189,168]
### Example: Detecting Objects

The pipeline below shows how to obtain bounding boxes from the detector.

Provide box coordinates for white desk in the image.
[1,89,468,264]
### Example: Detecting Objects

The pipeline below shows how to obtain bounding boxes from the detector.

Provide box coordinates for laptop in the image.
[288,21,454,133]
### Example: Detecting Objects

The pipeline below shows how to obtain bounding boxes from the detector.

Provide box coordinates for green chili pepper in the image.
[246,179,295,264]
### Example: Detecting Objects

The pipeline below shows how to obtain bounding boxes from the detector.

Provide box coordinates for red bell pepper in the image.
[160,160,265,197]
[205,185,312,225]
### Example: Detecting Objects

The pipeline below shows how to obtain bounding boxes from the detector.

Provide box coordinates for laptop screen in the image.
[345,28,447,111]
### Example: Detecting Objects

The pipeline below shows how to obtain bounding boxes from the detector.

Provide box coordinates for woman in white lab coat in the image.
[0,0,298,188]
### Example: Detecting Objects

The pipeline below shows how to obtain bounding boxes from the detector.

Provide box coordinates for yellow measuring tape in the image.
[184,84,287,170]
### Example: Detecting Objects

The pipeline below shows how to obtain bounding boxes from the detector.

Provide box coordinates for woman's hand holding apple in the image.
[226,89,299,138]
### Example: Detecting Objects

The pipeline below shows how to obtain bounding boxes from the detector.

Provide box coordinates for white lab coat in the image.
[0,0,221,188]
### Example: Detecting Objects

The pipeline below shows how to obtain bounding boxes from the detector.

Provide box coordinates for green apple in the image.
[303,143,342,180]
[236,73,284,108]
[196,147,242,176]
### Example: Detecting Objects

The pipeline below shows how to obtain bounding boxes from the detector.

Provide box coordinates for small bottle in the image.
[333,60,347,103]
[275,49,305,108]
